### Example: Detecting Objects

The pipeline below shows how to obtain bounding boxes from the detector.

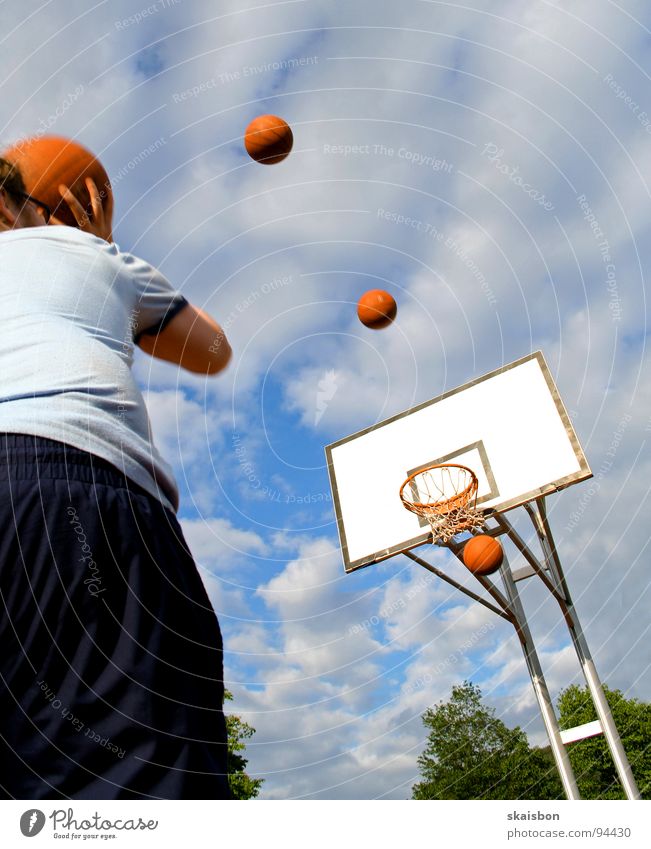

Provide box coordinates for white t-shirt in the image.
[0,224,189,513]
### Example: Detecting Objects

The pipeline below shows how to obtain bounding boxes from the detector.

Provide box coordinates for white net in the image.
[400,464,485,544]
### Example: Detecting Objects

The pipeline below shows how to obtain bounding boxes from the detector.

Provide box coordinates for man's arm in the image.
[136,302,232,375]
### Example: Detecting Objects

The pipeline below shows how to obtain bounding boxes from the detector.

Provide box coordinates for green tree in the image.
[557,684,651,799]
[412,681,563,799]
[224,690,264,799]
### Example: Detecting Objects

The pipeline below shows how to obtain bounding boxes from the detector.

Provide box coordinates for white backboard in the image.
[325,352,592,573]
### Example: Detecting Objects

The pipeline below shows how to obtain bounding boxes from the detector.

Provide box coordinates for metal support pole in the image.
[526,499,641,800]
[494,513,569,610]
[404,494,640,800]
[423,541,582,799]
[404,550,510,621]
[483,549,581,800]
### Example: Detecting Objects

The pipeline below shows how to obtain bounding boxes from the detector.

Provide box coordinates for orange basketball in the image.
[357,289,397,329]
[463,535,504,576]
[1,135,112,228]
[244,115,293,164]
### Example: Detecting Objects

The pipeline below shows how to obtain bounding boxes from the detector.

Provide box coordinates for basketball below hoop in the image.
[399,463,486,544]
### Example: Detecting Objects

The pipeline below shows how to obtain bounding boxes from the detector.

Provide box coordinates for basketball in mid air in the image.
[357,289,398,329]
[244,115,293,164]
[1,135,112,229]
[463,534,504,576]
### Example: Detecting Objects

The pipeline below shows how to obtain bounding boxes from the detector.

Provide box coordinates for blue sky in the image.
[2,0,650,799]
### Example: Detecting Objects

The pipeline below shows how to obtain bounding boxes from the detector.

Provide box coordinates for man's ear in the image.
[0,188,18,225]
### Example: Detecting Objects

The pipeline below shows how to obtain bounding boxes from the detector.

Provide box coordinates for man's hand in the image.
[50,177,113,243]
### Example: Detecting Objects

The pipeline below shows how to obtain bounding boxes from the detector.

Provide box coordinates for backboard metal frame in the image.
[325,351,592,573]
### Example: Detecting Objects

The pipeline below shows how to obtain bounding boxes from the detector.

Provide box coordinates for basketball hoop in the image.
[399,463,485,544]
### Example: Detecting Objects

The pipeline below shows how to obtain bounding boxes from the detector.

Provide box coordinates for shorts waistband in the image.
[0,432,151,497]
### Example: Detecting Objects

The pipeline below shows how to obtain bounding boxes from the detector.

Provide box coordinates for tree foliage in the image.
[224,690,264,799]
[412,681,562,799]
[557,684,651,799]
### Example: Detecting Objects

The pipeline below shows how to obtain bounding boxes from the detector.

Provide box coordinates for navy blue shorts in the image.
[0,433,231,800]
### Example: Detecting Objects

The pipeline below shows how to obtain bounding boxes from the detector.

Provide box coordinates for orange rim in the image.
[399,463,479,514]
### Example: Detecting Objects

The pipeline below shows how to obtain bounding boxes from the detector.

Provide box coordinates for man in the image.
[0,157,233,799]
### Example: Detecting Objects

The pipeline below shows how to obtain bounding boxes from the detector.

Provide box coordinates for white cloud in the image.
[181,515,267,561]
